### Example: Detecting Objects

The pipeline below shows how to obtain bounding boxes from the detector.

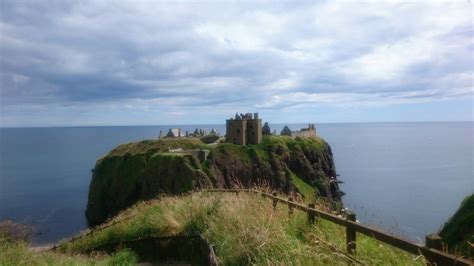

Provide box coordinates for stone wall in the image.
[226,119,247,145]
[246,119,262,145]
[225,112,262,145]
[290,124,316,139]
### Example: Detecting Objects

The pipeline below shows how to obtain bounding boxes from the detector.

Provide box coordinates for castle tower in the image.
[246,117,262,144]
[226,112,262,145]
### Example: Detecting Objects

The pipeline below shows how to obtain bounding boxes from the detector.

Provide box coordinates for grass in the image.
[0,235,137,266]
[59,192,425,265]
[440,194,474,259]
[289,171,316,202]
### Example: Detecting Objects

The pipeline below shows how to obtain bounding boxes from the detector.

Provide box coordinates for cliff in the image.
[439,194,474,259]
[85,135,342,226]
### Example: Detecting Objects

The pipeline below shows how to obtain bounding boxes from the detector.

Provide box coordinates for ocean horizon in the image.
[1,121,473,245]
[2,120,472,129]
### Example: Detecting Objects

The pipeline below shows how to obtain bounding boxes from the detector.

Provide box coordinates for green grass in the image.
[103,138,210,159]
[440,194,474,259]
[60,192,425,265]
[290,171,316,201]
[0,235,137,265]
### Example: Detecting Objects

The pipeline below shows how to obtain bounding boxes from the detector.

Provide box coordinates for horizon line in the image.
[1,120,473,129]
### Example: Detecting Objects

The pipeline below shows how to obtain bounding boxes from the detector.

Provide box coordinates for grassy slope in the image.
[61,192,424,265]
[440,194,474,258]
[0,236,137,265]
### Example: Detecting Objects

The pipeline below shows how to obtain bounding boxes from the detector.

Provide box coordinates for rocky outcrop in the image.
[86,136,342,226]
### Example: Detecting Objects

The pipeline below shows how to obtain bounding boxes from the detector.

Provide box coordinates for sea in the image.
[0,122,472,245]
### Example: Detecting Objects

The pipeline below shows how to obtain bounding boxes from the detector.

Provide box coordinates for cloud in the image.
[0,0,472,126]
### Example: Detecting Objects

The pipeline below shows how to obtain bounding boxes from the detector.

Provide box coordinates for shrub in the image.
[200,134,220,144]
[0,220,31,243]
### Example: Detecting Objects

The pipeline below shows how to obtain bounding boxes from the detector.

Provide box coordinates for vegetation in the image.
[61,192,425,265]
[0,221,137,265]
[200,134,220,144]
[86,135,342,226]
[440,194,474,259]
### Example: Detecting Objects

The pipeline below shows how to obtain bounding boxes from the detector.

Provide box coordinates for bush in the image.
[107,249,138,265]
[200,134,220,144]
[0,220,31,243]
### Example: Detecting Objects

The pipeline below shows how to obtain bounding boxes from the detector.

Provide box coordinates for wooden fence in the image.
[203,188,472,266]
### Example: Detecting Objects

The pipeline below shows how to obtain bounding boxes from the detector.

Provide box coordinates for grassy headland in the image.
[86,135,342,226]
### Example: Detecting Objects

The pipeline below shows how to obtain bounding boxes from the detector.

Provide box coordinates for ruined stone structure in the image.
[226,112,262,145]
[280,126,292,136]
[262,122,271,135]
[292,124,316,138]
[209,128,220,136]
[280,124,317,139]
[166,128,183,138]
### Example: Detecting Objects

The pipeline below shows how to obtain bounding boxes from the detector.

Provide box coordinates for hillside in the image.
[62,192,423,265]
[86,135,342,226]
[440,194,474,259]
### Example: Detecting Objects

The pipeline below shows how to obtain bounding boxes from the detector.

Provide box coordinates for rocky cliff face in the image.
[86,136,342,226]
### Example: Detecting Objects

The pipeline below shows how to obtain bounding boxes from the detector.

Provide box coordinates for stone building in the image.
[292,123,316,138]
[280,124,316,138]
[166,128,183,138]
[226,112,262,145]
[209,128,220,136]
[291,124,316,138]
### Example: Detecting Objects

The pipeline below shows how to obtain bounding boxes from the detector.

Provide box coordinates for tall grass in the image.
[60,192,425,265]
[0,230,137,265]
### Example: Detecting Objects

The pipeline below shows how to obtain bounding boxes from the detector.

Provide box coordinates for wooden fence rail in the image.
[203,188,473,266]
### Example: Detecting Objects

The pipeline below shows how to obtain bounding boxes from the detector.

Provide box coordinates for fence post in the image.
[272,192,278,210]
[308,203,316,224]
[346,212,356,255]
[288,197,294,216]
[425,234,444,251]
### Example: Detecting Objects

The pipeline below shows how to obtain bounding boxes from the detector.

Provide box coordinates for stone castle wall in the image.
[225,112,262,145]
[246,119,262,145]
[291,130,316,138]
[226,119,247,145]
[290,124,316,139]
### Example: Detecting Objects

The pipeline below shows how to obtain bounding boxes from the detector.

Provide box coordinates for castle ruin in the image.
[291,124,316,138]
[226,112,262,145]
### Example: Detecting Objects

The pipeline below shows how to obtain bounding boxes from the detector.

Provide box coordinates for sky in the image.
[0,0,473,127]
